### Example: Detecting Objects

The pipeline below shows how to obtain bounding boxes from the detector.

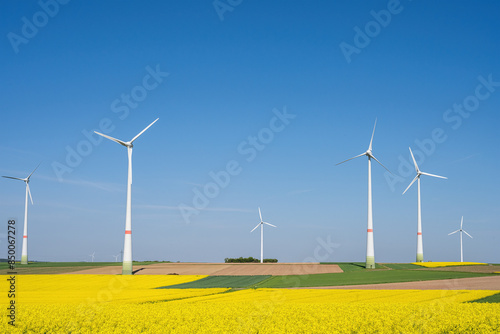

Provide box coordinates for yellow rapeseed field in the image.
[1,275,499,333]
[412,262,487,268]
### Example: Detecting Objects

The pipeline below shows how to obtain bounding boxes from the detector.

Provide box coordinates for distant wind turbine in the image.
[448,216,473,262]
[112,254,120,262]
[95,118,158,275]
[2,163,41,265]
[336,119,391,269]
[403,147,447,262]
[251,208,276,263]
[89,252,95,262]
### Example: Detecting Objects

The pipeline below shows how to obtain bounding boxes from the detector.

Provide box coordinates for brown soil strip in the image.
[64,263,343,276]
[297,275,500,290]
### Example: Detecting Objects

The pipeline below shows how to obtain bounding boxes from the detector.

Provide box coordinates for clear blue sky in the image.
[1,1,499,263]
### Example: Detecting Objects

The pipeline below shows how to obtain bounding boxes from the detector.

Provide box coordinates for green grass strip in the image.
[468,293,500,303]
[382,263,423,270]
[253,270,493,288]
[159,275,271,289]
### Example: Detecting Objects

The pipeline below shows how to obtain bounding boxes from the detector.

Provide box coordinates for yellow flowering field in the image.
[412,262,487,268]
[1,275,499,333]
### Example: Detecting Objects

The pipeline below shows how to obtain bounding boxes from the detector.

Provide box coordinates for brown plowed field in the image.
[300,275,500,290]
[65,263,344,276]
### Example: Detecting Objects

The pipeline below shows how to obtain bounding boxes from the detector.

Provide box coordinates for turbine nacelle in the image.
[402,147,447,195]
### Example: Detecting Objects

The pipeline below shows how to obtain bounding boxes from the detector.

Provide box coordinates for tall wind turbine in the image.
[403,147,447,262]
[95,118,158,275]
[336,120,390,269]
[2,163,40,265]
[89,252,96,262]
[448,216,473,262]
[250,208,276,263]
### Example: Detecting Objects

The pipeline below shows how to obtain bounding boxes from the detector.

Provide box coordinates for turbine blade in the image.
[2,176,25,181]
[250,223,261,233]
[258,207,263,222]
[264,222,277,228]
[461,216,463,229]
[420,171,447,179]
[448,230,459,235]
[27,162,41,180]
[94,131,128,147]
[402,175,418,195]
[463,230,473,239]
[336,153,366,165]
[130,118,159,143]
[370,154,392,174]
[27,183,33,205]
[368,118,377,151]
[409,147,419,172]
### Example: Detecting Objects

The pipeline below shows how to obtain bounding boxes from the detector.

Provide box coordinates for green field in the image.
[321,262,386,271]
[469,293,500,303]
[253,270,493,288]
[160,275,272,289]
[0,261,161,275]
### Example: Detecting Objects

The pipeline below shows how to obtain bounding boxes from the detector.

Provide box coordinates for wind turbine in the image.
[95,118,158,275]
[403,147,447,262]
[250,208,276,263]
[89,252,95,262]
[112,254,120,262]
[2,163,40,265]
[336,119,390,269]
[448,216,473,262]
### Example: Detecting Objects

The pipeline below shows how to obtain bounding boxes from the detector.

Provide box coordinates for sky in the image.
[1,0,499,264]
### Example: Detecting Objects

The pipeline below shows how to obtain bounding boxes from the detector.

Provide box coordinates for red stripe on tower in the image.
[125,230,132,235]
[23,235,27,238]
[417,232,422,235]
[367,229,373,232]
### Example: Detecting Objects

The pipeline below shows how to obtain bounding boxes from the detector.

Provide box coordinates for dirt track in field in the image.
[301,275,500,290]
[65,263,344,276]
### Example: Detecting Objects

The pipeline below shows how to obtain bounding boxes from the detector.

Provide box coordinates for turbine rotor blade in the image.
[27,162,41,180]
[463,230,473,239]
[460,216,463,229]
[370,154,392,174]
[130,118,159,143]
[2,176,25,181]
[336,153,366,166]
[409,147,419,173]
[448,230,459,235]
[94,131,129,147]
[420,171,447,179]
[258,207,263,222]
[402,175,419,195]
[27,183,33,205]
[250,223,261,233]
[368,118,377,151]
[264,222,277,228]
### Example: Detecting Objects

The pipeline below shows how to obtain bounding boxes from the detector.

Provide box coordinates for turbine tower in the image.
[403,147,447,262]
[448,216,473,262]
[95,118,158,275]
[251,207,276,263]
[336,120,390,269]
[2,163,40,265]
[89,252,96,262]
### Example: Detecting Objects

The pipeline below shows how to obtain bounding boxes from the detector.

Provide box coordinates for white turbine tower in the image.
[448,216,473,262]
[336,119,390,269]
[251,208,276,263]
[89,252,95,262]
[403,147,447,262]
[2,163,40,265]
[95,118,158,275]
